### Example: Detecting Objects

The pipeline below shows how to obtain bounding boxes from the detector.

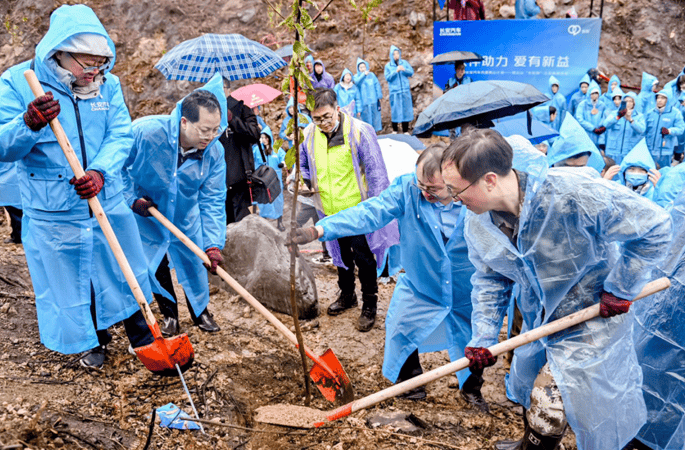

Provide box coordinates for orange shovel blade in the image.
[134,323,195,376]
[309,349,354,404]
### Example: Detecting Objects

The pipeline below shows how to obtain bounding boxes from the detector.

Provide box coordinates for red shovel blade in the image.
[134,323,195,377]
[309,348,354,404]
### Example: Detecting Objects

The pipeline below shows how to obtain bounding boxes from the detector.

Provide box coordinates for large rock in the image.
[210,214,318,319]
[499,4,516,18]
[539,0,556,16]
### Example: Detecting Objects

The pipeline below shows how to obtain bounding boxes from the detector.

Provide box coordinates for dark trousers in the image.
[5,206,22,243]
[337,235,378,296]
[226,180,251,224]
[398,349,423,381]
[154,254,202,321]
[89,284,154,349]
[392,122,410,133]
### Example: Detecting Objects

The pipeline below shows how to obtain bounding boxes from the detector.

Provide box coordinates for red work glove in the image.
[464,347,496,370]
[131,196,156,217]
[661,127,670,135]
[69,170,104,199]
[204,247,223,274]
[599,291,631,318]
[24,92,61,131]
[289,226,319,245]
[617,109,627,119]
[593,126,606,135]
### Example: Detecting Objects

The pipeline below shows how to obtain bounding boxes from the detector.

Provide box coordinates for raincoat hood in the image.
[625,91,638,103]
[656,89,671,102]
[589,84,601,96]
[610,88,625,100]
[389,45,402,63]
[35,4,116,71]
[339,68,354,84]
[261,126,274,144]
[607,75,621,92]
[548,75,560,96]
[578,73,591,87]
[548,114,604,173]
[640,72,658,93]
[313,59,327,72]
[619,138,655,184]
[531,104,553,123]
[356,57,370,73]
[304,54,314,66]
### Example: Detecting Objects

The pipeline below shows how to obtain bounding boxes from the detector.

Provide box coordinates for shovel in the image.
[255,277,671,428]
[147,206,354,404]
[24,70,194,377]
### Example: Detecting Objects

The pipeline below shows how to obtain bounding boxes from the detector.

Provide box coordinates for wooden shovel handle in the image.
[23,70,157,327]
[322,277,671,422]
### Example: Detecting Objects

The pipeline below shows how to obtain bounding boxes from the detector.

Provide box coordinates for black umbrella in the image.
[430,50,483,65]
[412,80,550,137]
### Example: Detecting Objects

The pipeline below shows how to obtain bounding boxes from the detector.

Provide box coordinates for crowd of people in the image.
[0,5,683,450]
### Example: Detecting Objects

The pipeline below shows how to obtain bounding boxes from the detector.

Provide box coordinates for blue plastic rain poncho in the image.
[654,159,685,210]
[122,72,227,316]
[334,69,362,116]
[515,0,540,18]
[353,57,383,132]
[547,113,605,174]
[464,140,672,450]
[632,189,685,450]
[574,84,607,146]
[567,73,591,118]
[637,72,659,115]
[617,138,657,201]
[0,5,155,354]
[0,162,21,208]
[279,97,311,148]
[311,59,335,90]
[317,172,475,386]
[644,89,685,168]
[602,91,645,164]
[445,70,472,92]
[304,54,315,73]
[600,74,621,108]
[543,76,566,130]
[254,128,285,219]
[384,45,414,123]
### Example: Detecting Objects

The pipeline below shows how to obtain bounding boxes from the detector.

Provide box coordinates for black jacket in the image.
[220,96,261,186]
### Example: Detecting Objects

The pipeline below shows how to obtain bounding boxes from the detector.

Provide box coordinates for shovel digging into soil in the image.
[254,277,670,428]
[147,206,354,404]
[23,70,195,378]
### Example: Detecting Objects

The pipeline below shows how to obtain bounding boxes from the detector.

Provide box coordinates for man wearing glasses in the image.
[441,129,671,450]
[0,5,158,369]
[122,77,227,337]
[295,88,399,332]
[290,144,489,409]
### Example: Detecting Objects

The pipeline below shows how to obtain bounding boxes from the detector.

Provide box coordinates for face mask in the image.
[625,173,648,188]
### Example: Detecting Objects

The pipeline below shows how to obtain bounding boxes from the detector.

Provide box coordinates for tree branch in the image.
[261,0,288,21]
[312,0,336,22]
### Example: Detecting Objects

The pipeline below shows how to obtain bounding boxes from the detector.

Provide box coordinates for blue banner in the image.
[433,19,602,98]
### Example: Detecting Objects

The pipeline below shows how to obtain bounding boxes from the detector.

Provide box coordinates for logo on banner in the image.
[567,25,582,36]
[440,27,462,36]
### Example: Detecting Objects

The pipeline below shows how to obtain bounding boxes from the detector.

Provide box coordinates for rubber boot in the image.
[495,414,566,450]
[327,291,358,316]
[460,369,490,413]
[156,294,180,337]
[276,217,286,232]
[357,294,377,332]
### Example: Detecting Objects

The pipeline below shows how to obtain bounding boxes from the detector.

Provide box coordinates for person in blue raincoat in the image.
[334,69,362,119]
[311,59,335,90]
[636,72,659,115]
[384,45,414,133]
[575,83,607,148]
[290,144,490,410]
[600,74,621,108]
[627,189,685,450]
[616,138,660,201]
[654,160,685,210]
[547,113,605,174]
[254,127,286,231]
[567,73,590,118]
[279,97,311,149]
[444,61,472,92]
[0,162,22,244]
[122,74,227,337]
[602,91,645,165]
[644,89,685,168]
[304,54,314,76]
[441,128,671,450]
[0,4,156,369]
[515,0,540,18]
[354,58,383,132]
[543,76,566,130]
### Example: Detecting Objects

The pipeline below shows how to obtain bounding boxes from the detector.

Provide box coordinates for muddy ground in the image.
[0,197,579,450]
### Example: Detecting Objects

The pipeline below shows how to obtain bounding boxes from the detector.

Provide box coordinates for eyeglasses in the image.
[186,120,221,139]
[446,175,482,201]
[187,120,221,139]
[311,112,336,127]
[412,181,448,199]
[69,53,109,74]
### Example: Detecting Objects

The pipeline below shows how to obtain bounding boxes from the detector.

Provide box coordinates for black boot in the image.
[276,217,286,232]
[156,294,180,337]
[194,308,220,333]
[80,345,106,369]
[357,294,377,332]
[460,369,490,413]
[327,291,358,316]
[396,350,426,400]
[495,414,566,450]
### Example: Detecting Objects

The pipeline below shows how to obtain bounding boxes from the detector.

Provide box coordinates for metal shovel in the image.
[254,277,671,428]
[147,206,354,404]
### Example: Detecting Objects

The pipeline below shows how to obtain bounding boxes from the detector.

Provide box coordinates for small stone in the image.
[16,408,28,415]
[539,0,556,16]
[499,4,516,18]
[0,303,10,314]
[409,11,418,27]
[206,343,214,350]
[7,307,16,315]
[53,437,65,446]
[40,371,50,377]
[447,376,460,389]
